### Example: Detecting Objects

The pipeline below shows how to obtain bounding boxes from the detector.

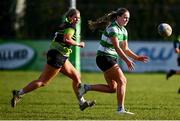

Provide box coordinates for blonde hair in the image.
[88,8,129,31]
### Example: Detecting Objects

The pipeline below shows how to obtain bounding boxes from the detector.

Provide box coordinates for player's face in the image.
[117,11,130,26]
[70,13,80,25]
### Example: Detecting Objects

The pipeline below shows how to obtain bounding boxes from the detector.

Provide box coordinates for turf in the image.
[0,71,180,120]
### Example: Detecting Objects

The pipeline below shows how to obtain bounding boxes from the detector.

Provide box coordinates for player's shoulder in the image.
[107,22,119,33]
[64,22,76,30]
[121,26,128,34]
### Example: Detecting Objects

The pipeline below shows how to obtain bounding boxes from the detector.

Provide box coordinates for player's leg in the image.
[78,55,117,95]
[79,78,117,94]
[110,64,126,110]
[166,69,176,80]
[11,64,61,107]
[60,59,95,111]
[11,49,63,108]
[166,57,180,80]
[60,59,81,99]
[79,63,133,114]
[22,64,61,93]
[107,64,134,115]
[175,70,180,74]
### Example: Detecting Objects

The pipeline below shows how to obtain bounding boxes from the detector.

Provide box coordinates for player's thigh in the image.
[104,64,126,84]
[38,64,61,84]
[60,59,80,81]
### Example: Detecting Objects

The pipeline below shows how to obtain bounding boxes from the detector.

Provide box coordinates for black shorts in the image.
[177,56,180,66]
[47,49,68,69]
[96,55,117,72]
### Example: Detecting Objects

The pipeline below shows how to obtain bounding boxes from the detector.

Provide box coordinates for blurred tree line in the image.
[0,0,180,40]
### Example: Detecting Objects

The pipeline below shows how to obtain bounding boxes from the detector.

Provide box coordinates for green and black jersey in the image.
[174,35,180,57]
[97,21,128,58]
[50,20,76,57]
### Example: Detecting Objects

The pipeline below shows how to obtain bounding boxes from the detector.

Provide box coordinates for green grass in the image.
[0,71,180,120]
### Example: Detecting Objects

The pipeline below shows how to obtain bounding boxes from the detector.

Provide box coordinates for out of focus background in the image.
[1,1,180,120]
[0,0,180,72]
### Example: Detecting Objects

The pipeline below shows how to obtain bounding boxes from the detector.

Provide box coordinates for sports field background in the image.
[0,71,179,120]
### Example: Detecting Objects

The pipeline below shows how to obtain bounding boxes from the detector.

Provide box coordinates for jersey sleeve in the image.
[107,27,119,37]
[64,28,75,37]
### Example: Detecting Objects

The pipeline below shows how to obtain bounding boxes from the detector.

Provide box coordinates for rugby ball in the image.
[158,23,172,37]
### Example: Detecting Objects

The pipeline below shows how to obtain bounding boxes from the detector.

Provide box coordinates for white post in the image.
[70,0,76,9]
[14,0,26,31]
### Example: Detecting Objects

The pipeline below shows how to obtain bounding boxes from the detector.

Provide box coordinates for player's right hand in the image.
[126,59,135,71]
[78,42,85,48]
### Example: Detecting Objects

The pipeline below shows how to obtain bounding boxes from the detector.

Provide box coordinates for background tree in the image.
[0,0,16,39]
[0,0,180,40]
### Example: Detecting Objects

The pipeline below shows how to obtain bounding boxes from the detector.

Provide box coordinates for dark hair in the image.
[64,8,80,18]
[88,8,129,31]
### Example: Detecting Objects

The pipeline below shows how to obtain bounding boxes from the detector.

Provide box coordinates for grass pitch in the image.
[0,71,180,120]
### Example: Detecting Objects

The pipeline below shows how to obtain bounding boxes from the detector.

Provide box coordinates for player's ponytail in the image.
[88,11,116,31]
[88,8,129,31]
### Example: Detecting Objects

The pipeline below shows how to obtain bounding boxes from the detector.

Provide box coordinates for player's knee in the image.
[109,86,117,93]
[108,83,117,93]
[72,72,81,82]
[119,76,127,85]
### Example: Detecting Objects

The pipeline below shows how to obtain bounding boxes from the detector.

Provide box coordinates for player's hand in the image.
[126,59,135,71]
[175,48,180,54]
[136,55,149,63]
[78,42,85,48]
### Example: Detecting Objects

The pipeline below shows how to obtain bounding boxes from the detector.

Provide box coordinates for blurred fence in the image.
[0,40,178,72]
